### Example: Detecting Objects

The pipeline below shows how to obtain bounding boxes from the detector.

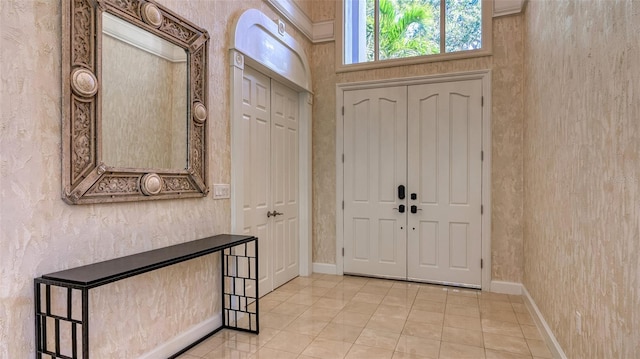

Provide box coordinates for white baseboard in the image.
[312,262,337,275]
[522,286,568,359]
[137,314,222,359]
[490,280,523,295]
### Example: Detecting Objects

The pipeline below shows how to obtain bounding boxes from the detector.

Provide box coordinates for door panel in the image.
[418,94,439,205]
[352,100,371,202]
[407,80,483,287]
[271,80,300,288]
[378,219,399,263]
[241,67,272,296]
[449,222,469,268]
[343,86,407,279]
[353,218,370,260]
[419,221,438,266]
[450,92,471,204]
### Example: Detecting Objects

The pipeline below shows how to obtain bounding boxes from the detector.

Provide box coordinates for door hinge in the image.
[481,96,484,107]
[342,248,345,256]
[342,154,344,163]
[342,106,344,116]
[342,201,344,209]
[481,205,484,215]
[481,151,484,161]
[481,259,484,268]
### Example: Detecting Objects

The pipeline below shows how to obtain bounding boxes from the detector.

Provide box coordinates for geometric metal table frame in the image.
[34,234,258,359]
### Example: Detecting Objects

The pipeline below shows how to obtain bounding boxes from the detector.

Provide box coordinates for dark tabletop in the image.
[41,234,257,288]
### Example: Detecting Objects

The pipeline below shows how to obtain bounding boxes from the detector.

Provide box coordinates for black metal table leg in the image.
[82,288,89,358]
[221,239,259,333]
[34,280,41,359]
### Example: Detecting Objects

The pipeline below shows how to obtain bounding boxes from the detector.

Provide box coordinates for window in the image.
[341,0,490,68]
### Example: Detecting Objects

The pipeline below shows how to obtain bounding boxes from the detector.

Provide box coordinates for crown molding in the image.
[312,20,334,43]
[493,0,526,17]
[265,0,334,43]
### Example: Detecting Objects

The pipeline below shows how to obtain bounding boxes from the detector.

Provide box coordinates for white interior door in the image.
[343,86,407,279]
[342,79,483,287]
[241,67,272,296]
[241,67,299,297]
[406,80,483,287]
[271,80,300,289]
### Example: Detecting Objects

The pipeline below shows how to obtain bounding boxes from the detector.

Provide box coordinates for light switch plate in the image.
[213,184,230,199]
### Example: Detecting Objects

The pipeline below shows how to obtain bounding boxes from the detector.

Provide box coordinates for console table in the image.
[34,234,259,359]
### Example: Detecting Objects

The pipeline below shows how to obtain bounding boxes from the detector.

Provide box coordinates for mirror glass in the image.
[101,12,188,169]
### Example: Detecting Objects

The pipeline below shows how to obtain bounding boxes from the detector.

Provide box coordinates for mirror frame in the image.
[61,0,210,204]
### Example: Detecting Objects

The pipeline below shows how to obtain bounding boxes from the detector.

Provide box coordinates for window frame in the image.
[336,0,493,73]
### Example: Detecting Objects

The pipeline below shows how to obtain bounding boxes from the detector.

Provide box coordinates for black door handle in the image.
[410,205,422,214]
[398,185,405,200]
[267,210,284,218]
[394,205,405,213]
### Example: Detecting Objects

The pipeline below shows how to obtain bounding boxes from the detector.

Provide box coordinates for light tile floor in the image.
[179,274,553,359]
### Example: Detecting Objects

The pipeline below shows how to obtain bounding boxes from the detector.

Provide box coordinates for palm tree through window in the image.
[344,0,483,65]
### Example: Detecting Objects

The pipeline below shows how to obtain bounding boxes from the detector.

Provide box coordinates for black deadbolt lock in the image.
[398,185,405,200]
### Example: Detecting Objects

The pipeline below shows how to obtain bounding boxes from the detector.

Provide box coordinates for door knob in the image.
[393,205,406,213]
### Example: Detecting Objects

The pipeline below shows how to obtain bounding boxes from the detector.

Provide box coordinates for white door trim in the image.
[336,70,492,289]
[230,9,313,278]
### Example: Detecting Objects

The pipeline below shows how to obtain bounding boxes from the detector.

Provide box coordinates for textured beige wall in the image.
[523,0,640,357]
[311,10,526,284]
[491,15,524,282]
[292,0,315,21]
[0,0,309,358]
[304,0,335,21]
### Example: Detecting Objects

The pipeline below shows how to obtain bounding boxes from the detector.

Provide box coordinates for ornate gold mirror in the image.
[62,0,209,204]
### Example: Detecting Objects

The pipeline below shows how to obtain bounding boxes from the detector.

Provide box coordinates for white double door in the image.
[343,79,483,287]
[241,66,299,297]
